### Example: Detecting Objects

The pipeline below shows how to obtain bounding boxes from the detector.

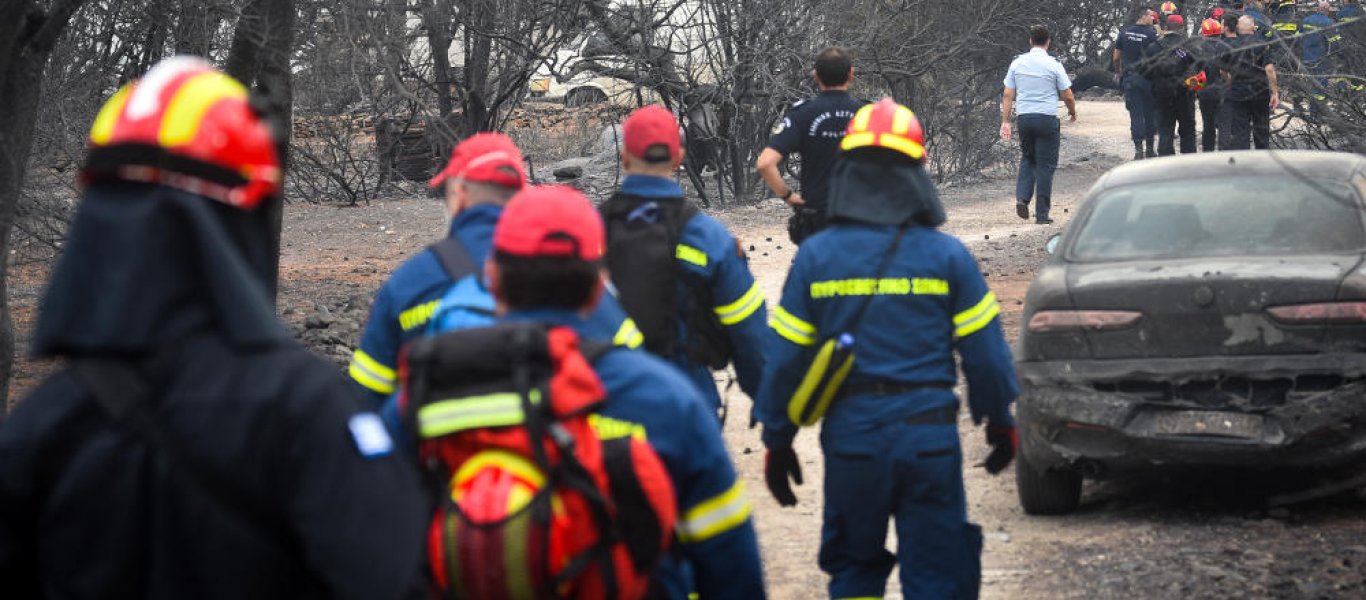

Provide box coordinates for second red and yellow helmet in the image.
[840,97,926,162]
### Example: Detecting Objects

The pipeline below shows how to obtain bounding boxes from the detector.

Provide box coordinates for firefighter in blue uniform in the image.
[757,47,869,244]
[349,134,641,405]
[1114,6,1160,159]
[488,185,767,599]
[756,99,1019,600]
[1302,1,1336,104]
[602,105,768,416]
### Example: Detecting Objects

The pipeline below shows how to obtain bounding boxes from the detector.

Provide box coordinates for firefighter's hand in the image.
[984,422,1018,475]
[764,446,803,506]
[999,122,1012,141]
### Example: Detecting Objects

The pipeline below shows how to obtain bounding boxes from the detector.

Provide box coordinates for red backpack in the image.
[398,322,677,600]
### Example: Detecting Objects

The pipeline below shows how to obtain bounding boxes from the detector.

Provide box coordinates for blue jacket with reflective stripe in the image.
[506,309,767,600]
[351,204,636,406]
[756,224,1018,448]
[614,175,769,415]
[1302,13,1334,63]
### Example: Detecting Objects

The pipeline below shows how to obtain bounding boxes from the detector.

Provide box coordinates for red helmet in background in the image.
[1160,1,1178,14]
[1201,17,1225,36]
[83,56,281,210]
[841,97,926,162]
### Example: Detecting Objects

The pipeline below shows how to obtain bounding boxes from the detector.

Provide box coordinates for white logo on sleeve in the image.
[348,413,394,458]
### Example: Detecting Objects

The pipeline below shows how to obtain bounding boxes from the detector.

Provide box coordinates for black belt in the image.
[840,380,953,398]
[904,404,959,426]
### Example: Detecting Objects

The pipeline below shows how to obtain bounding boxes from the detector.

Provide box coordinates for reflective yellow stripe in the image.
[399,299,441,332]
[613,318,644,348]
[810,278,911,299]
[912,278,949,295]
[851,105,873,131]
[840,131,875,151]
[349,363,395,394]
[769,305,816,346]
[90,84,133,144]
[588,414,648,441]
[714,282,764,325]
[677,480,753,543]
[159,71,249,146]
[417,391,542,438]
[349,350,396,394]
[891,105,914,135]
[953,292,1001,338]
[676,244,708,267]
[877,133,925,160]
[454,450,545,489]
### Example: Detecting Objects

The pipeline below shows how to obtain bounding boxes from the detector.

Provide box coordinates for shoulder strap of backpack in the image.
[428,237,477,280]
[72,356,296,552]
[846,224,910,334]
[579,337,615,364]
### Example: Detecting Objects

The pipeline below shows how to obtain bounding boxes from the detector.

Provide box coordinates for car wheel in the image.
[1016,450,1083,515]
[566,87,607,107]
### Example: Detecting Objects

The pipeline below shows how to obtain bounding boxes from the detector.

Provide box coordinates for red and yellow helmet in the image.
[1200,17,1224,36]
[840,97,926,162]
[1160,1,1178,15]
[83,56,281,210]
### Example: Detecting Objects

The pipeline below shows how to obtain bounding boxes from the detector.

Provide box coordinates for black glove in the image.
[764,446,803,507]
[984,423,1017,475]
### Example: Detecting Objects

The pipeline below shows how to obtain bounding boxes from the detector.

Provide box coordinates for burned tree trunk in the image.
[0,0,87,405]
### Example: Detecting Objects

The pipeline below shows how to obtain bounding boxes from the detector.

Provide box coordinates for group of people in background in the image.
[1115,0,1362,156]
[2,47,1019,600]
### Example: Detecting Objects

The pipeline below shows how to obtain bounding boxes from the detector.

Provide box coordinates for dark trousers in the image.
[1122,74,1156,141]
[820,421,981,599]
[1227,93,1271,150]
[1154,87,1197,155]
[1197,92,1224,151]
[1015,114,1059,222]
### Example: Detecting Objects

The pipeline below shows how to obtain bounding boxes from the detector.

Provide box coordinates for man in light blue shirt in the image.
[1000,26,1076,225]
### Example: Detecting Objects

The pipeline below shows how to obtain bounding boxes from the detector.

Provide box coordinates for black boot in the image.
[1133,140,1144,160]
[1144,137,1157,158]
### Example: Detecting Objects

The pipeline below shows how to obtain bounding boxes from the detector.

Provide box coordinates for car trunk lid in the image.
[1066,256,1356,359]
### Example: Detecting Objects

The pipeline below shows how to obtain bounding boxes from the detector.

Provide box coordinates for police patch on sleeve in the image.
[772,117,791,135]
[348,413,394,458]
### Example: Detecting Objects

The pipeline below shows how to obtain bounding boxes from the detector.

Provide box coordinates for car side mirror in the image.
[1045,234,1061,255]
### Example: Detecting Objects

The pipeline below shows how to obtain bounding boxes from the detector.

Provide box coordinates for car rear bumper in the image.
[1016,356,1366,473]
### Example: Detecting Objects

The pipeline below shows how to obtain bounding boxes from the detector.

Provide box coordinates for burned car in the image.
[1014,150,1366,515]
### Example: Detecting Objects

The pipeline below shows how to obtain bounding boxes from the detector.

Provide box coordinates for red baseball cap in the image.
[428,132,526,189]
[622,105,681,162]
[493,185,604,262]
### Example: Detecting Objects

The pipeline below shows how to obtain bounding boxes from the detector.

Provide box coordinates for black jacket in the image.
[1,181,428,599]
[0,332,430,600]
[1143,33,1198,95]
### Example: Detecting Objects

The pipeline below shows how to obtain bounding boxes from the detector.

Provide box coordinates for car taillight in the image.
[1266,302,1366,324]
[1027,310,1142,332]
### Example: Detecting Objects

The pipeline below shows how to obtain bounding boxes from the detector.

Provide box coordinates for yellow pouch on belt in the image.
[787,333,856,427]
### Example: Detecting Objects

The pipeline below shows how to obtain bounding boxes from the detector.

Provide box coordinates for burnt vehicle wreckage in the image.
[1014,151,1366,515]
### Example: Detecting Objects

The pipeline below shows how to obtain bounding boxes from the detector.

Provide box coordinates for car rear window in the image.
[1070,176,1364,261]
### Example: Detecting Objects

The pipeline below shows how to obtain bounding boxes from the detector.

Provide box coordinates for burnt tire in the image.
[1016,450,1082,515]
